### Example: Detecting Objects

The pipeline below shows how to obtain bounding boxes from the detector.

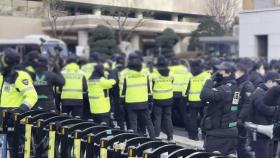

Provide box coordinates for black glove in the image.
[17,104,30,114]
[212,71,223,83]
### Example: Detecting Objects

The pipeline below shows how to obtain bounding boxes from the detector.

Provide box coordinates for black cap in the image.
[2,48,20,67]
[38,55,49,66]
[236,62,248,73]
[94,64,104,75]
[265,71,280,82]
[215,62,236,73]
[157,56,168,68]
[128,53,140,61]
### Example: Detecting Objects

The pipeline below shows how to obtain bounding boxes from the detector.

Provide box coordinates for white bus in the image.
[0,35,68,59]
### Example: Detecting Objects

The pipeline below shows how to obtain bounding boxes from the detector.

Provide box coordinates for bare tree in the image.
[206,0,241,32]
[44,0,76,39]
[101,7,148,44]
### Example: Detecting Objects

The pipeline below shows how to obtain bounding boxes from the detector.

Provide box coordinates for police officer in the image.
[121,53,155,138]
[187,60,210,140]
[23,50,40,75]
[0,48,38,158]
[251,71,280,158]
[109,55,126,130]
[61,55,87,118]
[88,64,116,125]
[0,48,38,114]
[169,58,192,131]
[152,56,174,141]
[249,61,266,87]
[81,52,100,80]
[234,62,255,158]
[200,62,238,156]
[32,55,65,111]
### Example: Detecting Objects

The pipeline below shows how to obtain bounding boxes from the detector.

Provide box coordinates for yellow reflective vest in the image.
[118,68,129,96]
[152,73,173,100]
[169,65,192,95]
[88,77,116,114]
[122,70,149,103]
[188,71,211,102]
[61,63,85,100]
[81,63,97,80]
[0,71,38,108]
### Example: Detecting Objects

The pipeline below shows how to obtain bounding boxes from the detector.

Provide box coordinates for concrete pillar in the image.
[78,30,90,58]
[172,14,178,22]
[93,8,102,16]
[131,34,140,51]
[135,11,143,19]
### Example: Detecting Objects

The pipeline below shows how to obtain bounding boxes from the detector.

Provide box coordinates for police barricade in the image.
[143,144,183,158]
[113,137,153,158]
[59,122,98,157]
[72,125,111,158]
[127,141,166,158]
[1,110,231,158]
[23,112,58,157]
[1,110,48,158]
[100,133,138,158]
[35,115,70,157]
[166,148,216,158]
[87,129,125,158]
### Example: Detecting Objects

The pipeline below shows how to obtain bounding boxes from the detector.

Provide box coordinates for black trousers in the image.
[173,98,189,131]
[91,113,110,126]
[61,106,83,118]
[188,106,203,138]
[126,108,155,138]
[114,101,126,130]
[204,134,237,155]
[252,135,273,158]
[152,105,173,139]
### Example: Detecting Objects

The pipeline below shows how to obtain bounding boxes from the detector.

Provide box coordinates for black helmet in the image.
[215,62,236,73]
[1,48,20,68]
[157,56,168,68]
[128,53,142,71]
[116,55,125,65]
[66,54,77,63]
[90,52,100,62]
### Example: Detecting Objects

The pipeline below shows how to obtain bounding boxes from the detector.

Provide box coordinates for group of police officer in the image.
[1,47,280,157]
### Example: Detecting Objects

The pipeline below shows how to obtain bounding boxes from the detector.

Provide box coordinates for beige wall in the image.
[64,0,207,15]
[0,16,44,39]
[42,15,199,34]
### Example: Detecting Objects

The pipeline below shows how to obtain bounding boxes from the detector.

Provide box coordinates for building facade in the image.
[0,0,207,56]
[240,0,280,61]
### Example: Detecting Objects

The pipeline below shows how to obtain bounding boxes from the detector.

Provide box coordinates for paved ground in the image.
[159,126,204,150]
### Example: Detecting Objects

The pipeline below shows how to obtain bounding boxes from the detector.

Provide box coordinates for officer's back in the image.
[61,55,87,117]
[33,55,65,111]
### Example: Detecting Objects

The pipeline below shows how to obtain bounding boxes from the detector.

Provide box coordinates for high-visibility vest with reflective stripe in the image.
[118,68,129,96]
[88,77,115,114]
[188,71,210,102]
[81,63,96,80]
[61,63,84,100]
[124,70,149,103]
[169,65,192,94]
[153,75,173,100]
[0,71,38,108]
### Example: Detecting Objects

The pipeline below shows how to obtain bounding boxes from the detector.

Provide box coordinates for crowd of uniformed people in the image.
[1,47,280,157]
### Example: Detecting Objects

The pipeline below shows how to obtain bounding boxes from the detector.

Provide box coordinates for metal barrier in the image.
[1,110,231,158]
